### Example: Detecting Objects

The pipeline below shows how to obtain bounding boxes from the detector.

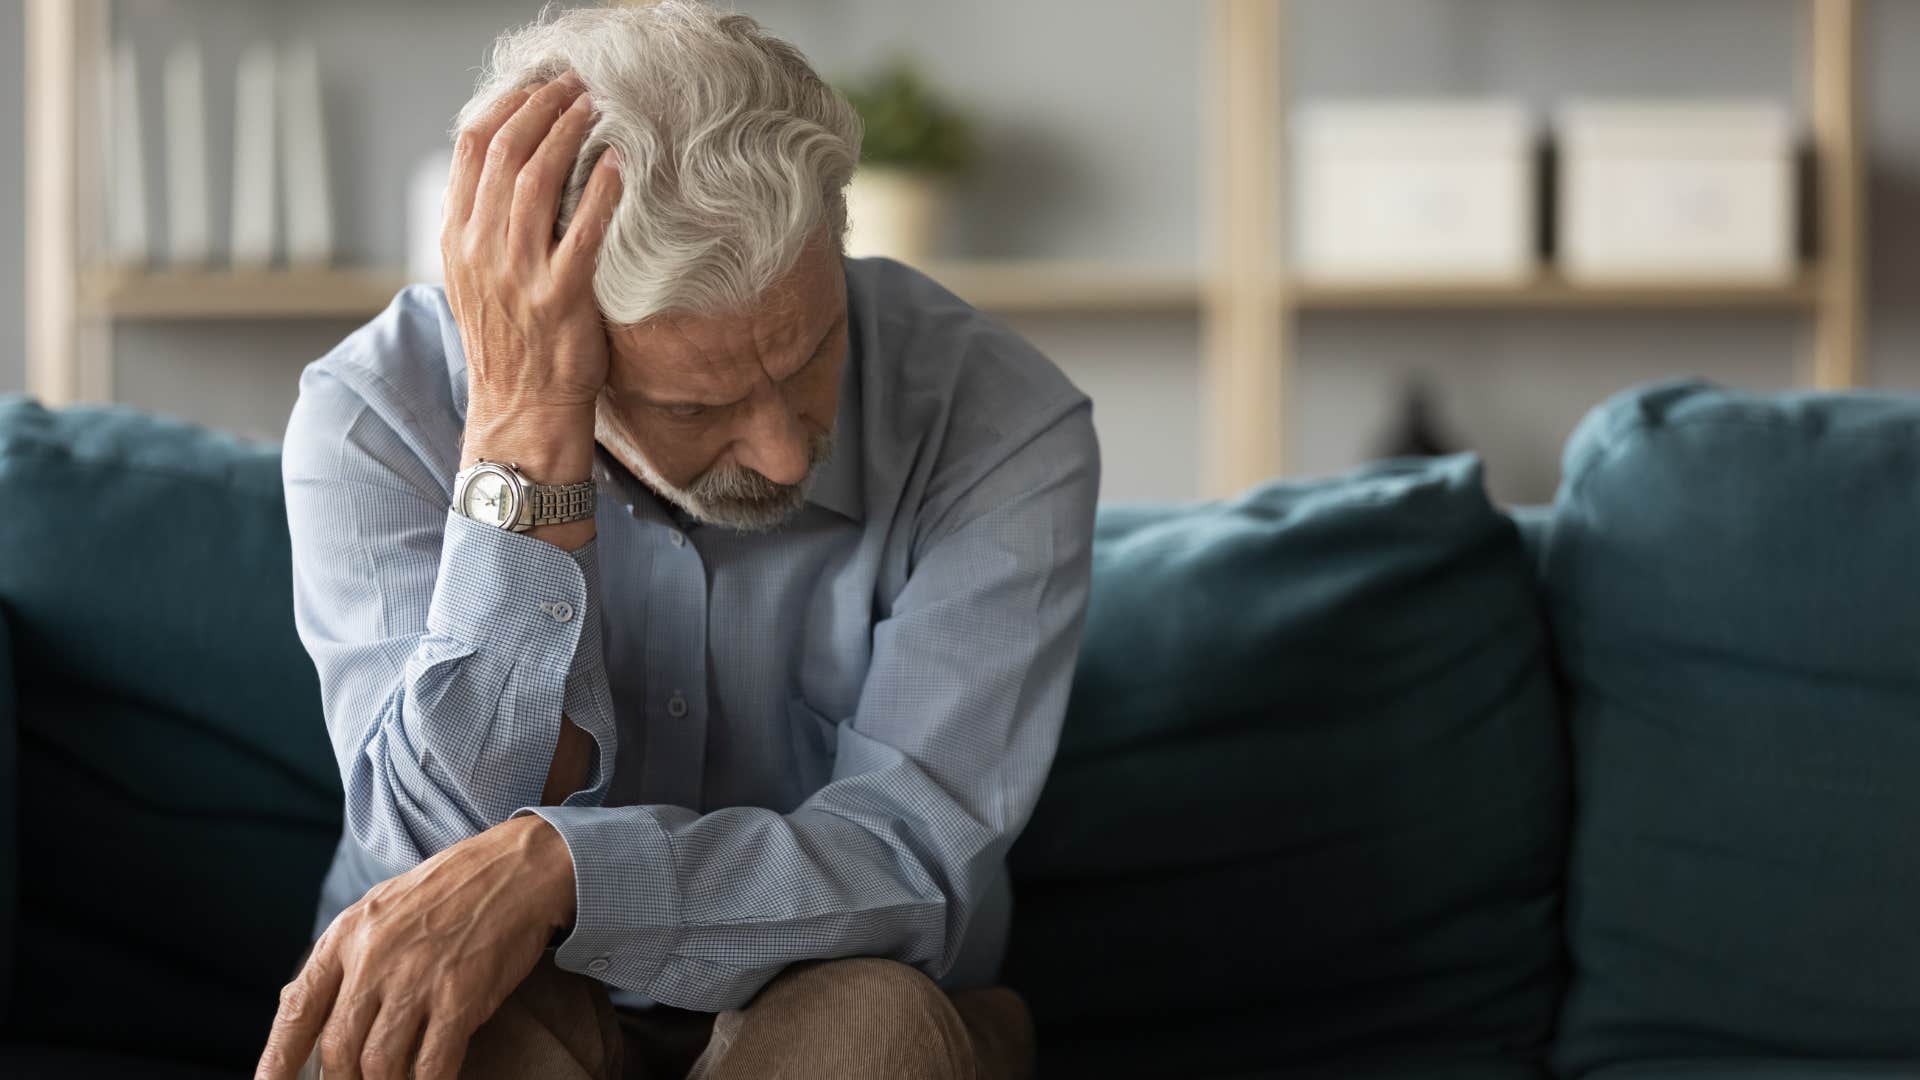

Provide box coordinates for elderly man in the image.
[257,3,1096,1079]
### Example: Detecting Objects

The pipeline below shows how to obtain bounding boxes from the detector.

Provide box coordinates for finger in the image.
[412,1016,476,1080]
[555,148,623,284]
[445,88,532,229]
[473,78,588,234]
[316,976,383,1080]
[359,1001,427,1080]
[255,946,345,1080]
[512,91,600,256]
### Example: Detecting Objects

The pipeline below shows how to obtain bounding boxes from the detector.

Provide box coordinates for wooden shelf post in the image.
[1808,0,1866,390]
[1203,0,1288,496]
[25,0,110,405]
[25,0,81,405]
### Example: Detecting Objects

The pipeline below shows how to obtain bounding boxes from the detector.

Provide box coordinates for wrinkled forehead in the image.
[607,243,845,399]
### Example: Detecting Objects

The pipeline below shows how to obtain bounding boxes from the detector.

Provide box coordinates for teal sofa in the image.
[1,381,1916,1078]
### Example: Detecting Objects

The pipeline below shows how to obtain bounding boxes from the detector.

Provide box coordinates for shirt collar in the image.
[803,317,864,524]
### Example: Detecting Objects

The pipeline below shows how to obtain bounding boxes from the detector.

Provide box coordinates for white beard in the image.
[594,403,825,533]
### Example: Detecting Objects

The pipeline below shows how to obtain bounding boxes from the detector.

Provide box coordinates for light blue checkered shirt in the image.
[283,258,1099,1010]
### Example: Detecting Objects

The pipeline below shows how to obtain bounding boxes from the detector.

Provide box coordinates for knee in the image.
[768,957,971,1060]
[813,956,949,1016]
[462,958,622,1080]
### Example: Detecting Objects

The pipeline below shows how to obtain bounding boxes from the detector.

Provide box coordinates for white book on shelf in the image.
[105,41,149,267]
[230,43,279,269]
[280,43,334,267]
[163,42,211,266]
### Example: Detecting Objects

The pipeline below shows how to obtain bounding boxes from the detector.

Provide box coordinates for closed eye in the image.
[662,403,709,419]
[781,343,823,383]
[783,318,843,382]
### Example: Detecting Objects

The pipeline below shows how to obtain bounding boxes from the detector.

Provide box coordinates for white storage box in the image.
[1292,101,1536,282]
[1558,102,1795,283]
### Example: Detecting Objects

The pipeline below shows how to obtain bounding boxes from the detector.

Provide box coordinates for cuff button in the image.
[587,957,611,973]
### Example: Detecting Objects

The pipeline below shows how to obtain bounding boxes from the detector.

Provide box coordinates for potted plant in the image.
[838,60,975,262]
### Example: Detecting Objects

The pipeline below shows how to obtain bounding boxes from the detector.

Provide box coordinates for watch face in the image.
[462,469,516,527]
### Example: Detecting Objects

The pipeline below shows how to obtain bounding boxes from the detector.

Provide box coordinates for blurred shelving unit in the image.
[25,0,109,404]
[27,0,1867,499]
[74,261,1200,322]
[919,261,1201,314]
[1204,0,1867,494]
[80,267,414,320]
[1286,273,1822,313]
[24,0,1203,404]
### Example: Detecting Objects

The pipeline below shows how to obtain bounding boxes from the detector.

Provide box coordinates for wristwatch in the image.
[451,460,597,532]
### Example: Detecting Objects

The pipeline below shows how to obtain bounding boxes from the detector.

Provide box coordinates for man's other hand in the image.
[254,815,578,1080]
[444,74,622,493]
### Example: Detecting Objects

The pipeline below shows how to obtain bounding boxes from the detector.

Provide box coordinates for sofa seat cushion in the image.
[1542,381,1920,1076]
[1006,455,1568,1077]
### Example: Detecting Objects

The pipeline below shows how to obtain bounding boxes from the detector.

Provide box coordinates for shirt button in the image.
[667,692,688,718]
[667,529,686,547]
[587,957,610,973]
[625,503,635,516]
[542,601,574,623]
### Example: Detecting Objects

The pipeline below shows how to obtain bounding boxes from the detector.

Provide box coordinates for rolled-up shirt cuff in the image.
[516,804,687,994]
[425,510,598,651]
[421,511,610,804]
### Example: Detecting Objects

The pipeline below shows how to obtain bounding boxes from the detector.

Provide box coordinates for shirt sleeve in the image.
[522,401,1099,1011]
[285,364,618,873]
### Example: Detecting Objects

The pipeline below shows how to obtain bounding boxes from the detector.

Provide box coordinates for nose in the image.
[731,391,811,487]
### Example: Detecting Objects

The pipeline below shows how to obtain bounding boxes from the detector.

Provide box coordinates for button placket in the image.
[638,523,711,810]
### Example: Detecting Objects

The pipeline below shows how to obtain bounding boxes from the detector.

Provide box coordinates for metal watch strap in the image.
[525,479,598,527]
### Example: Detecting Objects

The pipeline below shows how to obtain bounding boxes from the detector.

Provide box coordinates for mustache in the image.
[689,430,835,506]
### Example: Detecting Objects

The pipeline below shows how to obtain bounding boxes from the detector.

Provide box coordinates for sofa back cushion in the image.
[1543,381,1920,1075]
[1005,455,1569,1078]
[0,399,341,1067]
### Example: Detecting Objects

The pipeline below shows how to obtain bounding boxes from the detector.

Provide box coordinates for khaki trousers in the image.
[299,955,1034,1079]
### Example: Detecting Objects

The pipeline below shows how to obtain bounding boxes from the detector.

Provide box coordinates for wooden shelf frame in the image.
[26,0,110,405]
[919,260,1200,313]
[74,263,1830,321]
[1809,0,1866,389]
[1204,0,1869,488]
[28,0,1869,497]
[1287,273,1821,312]
[75,261,1205,321]
[81,267,414,320]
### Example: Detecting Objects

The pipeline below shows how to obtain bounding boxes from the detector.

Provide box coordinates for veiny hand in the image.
[254,815,577,1080]
[443,74,623,481]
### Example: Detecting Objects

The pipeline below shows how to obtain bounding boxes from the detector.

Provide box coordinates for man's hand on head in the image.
[254,814,577,1080]
[442,73,623,550]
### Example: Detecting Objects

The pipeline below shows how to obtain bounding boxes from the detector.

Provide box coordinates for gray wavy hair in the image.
[453,1,863,325]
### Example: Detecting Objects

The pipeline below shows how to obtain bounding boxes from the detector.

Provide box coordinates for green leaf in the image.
[836,58,976,174]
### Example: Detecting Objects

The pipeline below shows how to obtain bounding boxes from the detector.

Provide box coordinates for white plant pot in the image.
[844,168,945,262]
